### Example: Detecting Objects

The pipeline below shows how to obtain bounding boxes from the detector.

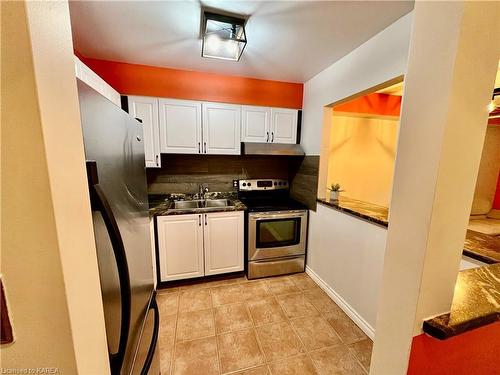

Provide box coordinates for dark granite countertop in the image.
[423,263,500,339]
[149,192,246,216]
[316,196,389,227]
[316,197,500,265]
[463,230,500,264]
[318,195,500,338]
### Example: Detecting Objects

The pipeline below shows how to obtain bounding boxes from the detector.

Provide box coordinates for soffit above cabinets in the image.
[69,1,414,83]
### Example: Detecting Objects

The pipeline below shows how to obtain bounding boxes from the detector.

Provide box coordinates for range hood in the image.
[243,142,305,156]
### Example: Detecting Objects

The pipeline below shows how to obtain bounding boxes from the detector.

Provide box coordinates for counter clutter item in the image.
[149,192,246,216]
[423,263,500,339]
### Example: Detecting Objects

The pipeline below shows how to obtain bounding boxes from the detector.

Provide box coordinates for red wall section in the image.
[334,93,402,117]
[77,56,303,109]
[492,171,500,210]
[407,322,500,375]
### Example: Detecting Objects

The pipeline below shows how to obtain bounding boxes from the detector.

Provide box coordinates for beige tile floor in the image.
[157,273,373,375]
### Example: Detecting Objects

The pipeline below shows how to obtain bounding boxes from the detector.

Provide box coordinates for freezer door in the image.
[78,81,154,375]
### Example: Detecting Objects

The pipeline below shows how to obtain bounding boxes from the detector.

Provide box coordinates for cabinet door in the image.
[202,103,241,155]
[128,96,161,168]
[204,211,244,276]
[159,99,201,154]
[270,108,298,144]
[157,214,204,281]
[241,106,271,143]
[159,99,202,154]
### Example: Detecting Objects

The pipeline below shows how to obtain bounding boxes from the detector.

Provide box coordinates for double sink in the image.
[170,198,235,212]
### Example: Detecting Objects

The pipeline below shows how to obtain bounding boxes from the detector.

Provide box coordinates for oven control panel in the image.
[238,179,289,191]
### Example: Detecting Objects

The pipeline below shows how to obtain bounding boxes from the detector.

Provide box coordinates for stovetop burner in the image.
[238,179,307,212]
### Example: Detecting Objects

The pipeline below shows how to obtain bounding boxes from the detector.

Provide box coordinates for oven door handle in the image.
[249,211,307,220]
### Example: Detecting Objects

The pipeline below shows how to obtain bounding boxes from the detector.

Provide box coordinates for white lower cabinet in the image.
[157,211,243,281]
[204,211,244,276]
[157,214,204,282]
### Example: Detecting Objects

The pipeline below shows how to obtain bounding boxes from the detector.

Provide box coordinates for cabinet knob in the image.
[198,215,201,226]
[266,132,269,142]
[271,132,274,142]
[156,155,159,166]
[204,142,207,154]
[198,142,201,153]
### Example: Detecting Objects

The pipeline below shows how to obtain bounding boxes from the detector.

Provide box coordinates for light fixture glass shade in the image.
[202,12,247,61]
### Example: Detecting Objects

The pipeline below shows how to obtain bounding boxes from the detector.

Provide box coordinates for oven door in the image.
[248,210,307,261]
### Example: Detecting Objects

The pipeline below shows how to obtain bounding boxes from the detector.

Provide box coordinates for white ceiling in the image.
[69,1,414,83]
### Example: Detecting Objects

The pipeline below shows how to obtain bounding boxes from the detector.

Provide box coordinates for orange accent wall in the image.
[77,56,303,109]
[334,93,402,117]
[492,171,500,209]
[407,322,500,375]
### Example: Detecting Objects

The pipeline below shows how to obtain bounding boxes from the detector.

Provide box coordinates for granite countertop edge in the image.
[423,312,499,340]
[462,249,498,265]
[423,262,500,340]
[316,198,389,228]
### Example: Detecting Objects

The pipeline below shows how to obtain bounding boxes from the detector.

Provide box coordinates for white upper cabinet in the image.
[202,102,241,155]
[204,211,244,276]
[242,105,298,144]
[74,55,121,107]
[271,108,298,144]
[128,96,161,168]
[241,106,271,143]
[158,99,202,154]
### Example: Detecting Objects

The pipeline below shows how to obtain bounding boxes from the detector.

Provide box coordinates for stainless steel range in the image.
[238,179,308,279]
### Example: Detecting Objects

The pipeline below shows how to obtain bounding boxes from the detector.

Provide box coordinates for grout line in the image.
[286,290,323,375]
[209,288,222,375]
[248,306,267,368]
[168,291,180,375]
[161,272,371,375]
[346,344,370,375]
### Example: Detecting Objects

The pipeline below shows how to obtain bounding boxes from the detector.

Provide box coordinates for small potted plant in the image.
[328,183,344,202]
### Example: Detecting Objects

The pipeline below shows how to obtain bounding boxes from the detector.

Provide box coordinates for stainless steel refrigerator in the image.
[78,81,159,375]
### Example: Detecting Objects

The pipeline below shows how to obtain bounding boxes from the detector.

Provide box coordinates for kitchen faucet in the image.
[199,184,209,200]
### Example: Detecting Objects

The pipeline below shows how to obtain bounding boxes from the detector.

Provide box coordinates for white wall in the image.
[327,115,398,206]
[301,12,413,155]
[2,2,110,373]
[307,204,387,337]
[372,2,499,374]
[302,11,413,337]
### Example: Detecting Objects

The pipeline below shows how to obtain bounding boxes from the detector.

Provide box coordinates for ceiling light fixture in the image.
[201,11,247,62]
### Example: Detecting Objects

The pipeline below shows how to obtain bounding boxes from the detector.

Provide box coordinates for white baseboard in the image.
[305,265,375,340]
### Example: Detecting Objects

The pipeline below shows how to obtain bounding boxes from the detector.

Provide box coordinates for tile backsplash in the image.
[147,154,292,194]
[147,154,319,210]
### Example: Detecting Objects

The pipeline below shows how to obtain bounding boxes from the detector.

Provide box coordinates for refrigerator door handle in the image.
[140,293,159,375]
[87,161,131,375]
